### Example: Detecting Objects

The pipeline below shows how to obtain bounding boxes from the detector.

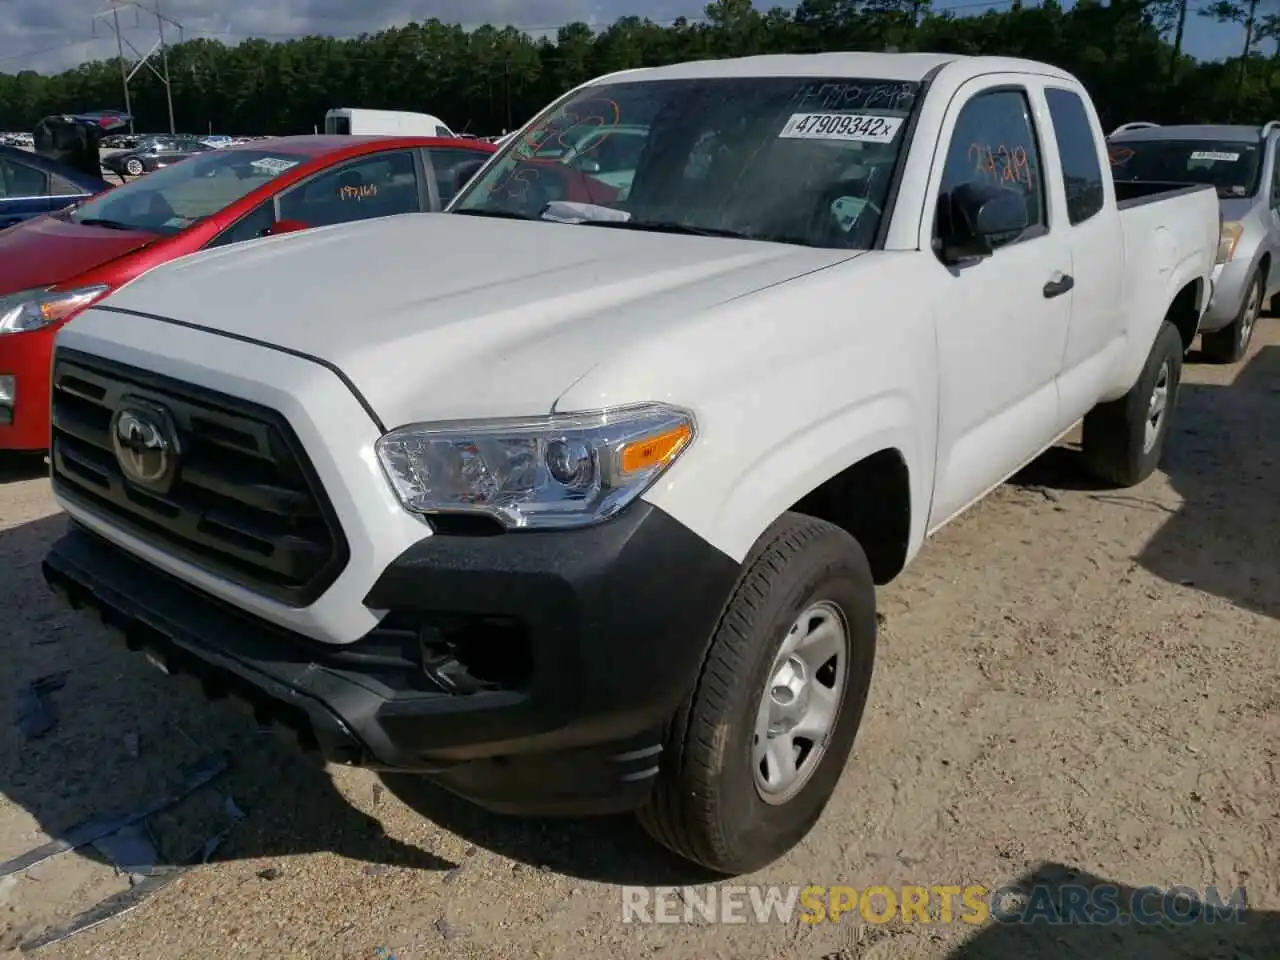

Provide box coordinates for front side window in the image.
[937,88,1046,250]
[428,147,490,205]
[67,148,308,234]
[1108,138,1263,199]
[1044,88,1105,225]
[207,201,276,248]
[278,150,421,227]
[453,75,921,249]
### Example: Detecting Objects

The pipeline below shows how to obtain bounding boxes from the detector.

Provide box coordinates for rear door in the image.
[923,77,1075,530]
[1039,85,1126,424]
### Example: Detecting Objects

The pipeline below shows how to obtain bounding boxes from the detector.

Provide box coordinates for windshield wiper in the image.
[580,219,759,241]
[75,218,136,231]
[451,208,540,221]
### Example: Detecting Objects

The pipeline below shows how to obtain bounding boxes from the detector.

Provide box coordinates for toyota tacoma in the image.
[43,52,1219,875]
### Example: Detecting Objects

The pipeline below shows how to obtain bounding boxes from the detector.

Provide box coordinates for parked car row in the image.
[17,53,1230,879]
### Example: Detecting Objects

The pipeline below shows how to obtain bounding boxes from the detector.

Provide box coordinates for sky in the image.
[0,0,1256,76]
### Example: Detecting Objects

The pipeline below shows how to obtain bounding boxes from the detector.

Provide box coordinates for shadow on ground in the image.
[0,513,452,881]
[381,775,718,886]
[0,512,705,889]
[946,863,1278,959]
[1011,344,1280,622]
[0,452,48,484]
[1137,344,1280,621]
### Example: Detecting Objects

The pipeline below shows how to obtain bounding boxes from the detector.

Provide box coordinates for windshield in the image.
[1108,139,1262,199]
[68,148,308,234]
[452,76,920,249]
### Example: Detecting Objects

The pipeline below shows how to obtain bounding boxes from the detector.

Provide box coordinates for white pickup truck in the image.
[43,53,1219,875]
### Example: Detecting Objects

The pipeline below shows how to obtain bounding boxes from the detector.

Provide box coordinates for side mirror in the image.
[265,218,309,236]
[937,181,1030,264]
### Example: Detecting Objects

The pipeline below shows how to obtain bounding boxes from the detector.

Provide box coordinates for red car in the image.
[0,134,496,451]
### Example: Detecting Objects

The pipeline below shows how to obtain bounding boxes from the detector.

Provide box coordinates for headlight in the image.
[0,285,111,336]
[376,403,695,529]
[1217,221,1244,265]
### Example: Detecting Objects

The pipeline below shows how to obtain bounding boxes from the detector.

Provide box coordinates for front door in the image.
[925,80,1074,530]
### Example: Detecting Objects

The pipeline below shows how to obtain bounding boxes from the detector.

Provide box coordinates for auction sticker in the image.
[250,157,300,174]
[779,112,903,143]
[1190,151,1239,161]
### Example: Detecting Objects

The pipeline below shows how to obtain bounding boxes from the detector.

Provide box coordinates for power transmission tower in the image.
[92,0,184,134]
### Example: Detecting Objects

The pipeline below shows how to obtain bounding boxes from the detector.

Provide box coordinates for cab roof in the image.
[586,52,1075,85]
[222,134,490,158]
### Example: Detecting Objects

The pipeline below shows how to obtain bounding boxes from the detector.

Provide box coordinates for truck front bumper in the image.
[43,504,741,816]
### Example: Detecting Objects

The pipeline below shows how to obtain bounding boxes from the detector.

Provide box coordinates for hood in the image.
[0,215,154,292]
[98,213,858,426]
[1218,197,1255,223]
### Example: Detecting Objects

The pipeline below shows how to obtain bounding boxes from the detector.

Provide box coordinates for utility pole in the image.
[155,0,176,134]
[92,1,183,134]
[111,5,134,133]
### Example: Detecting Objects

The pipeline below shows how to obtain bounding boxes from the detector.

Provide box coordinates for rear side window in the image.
[278,149,421,227]
[0,158,49,198]
[1045,88,1105,225]
[50,174,87,197]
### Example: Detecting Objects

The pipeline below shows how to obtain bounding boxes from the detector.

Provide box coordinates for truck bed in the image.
[1113,179,1218,211]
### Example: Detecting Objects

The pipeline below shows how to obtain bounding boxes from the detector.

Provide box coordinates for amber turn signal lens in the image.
[619,423,693,475]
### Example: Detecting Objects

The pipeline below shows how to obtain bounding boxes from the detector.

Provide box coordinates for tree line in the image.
[2,0,1278,138]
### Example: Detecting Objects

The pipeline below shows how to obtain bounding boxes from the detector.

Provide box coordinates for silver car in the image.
[1108,120,1279,362]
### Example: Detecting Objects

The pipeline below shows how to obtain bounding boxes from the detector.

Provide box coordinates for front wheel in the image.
[1201,269,1261,364]
[124,158,145,177]
[1081,320,1184,487]
[637,513,876,875]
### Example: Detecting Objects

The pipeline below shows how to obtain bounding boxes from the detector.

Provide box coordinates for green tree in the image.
[0,4,1273,135]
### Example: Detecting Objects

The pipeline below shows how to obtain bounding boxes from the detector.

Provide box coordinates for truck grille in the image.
[49,348,349,607]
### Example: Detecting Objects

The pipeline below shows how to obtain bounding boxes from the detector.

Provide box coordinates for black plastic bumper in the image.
[43,503,741,816]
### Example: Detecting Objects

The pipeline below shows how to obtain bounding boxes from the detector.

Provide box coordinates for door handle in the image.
[1043,273,1074,299]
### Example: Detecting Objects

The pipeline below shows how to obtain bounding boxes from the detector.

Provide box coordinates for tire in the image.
[124,158,144,177]
[636,512,877,875]
[1201,269,1261,364]
[1081,321,1183,487]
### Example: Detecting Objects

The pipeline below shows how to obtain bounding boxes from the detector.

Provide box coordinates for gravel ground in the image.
[1,323,1277,960]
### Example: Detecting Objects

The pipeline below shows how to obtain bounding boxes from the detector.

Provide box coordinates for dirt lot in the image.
[1,325,1277,960]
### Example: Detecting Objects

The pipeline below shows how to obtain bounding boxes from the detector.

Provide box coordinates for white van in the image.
[324,108,454,138]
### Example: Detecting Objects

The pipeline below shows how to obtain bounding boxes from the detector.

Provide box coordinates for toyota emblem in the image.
[111,405,177,489]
